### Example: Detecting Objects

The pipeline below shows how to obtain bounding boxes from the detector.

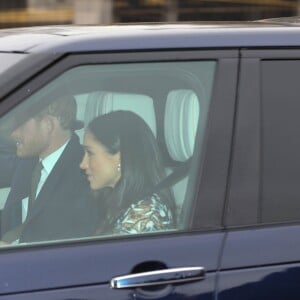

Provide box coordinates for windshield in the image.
[0,53,27,74]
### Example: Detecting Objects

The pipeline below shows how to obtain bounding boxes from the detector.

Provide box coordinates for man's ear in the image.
[41,115,55,132]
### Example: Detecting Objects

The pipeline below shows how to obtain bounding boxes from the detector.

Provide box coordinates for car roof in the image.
[0,17,300,53]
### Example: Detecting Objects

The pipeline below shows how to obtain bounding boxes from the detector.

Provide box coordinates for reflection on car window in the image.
[0,61,215,246]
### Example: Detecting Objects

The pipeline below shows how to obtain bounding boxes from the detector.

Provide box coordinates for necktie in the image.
[29,160,43,204]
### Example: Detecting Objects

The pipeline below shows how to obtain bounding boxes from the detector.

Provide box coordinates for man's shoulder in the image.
[60,134,83,163]
[66,133,82,151]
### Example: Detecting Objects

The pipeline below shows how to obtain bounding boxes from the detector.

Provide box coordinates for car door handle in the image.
[110,266,205,289]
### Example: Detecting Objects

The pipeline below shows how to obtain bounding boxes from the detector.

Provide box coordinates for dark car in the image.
[0,17,300,299]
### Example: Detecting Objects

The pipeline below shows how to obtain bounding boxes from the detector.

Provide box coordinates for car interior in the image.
[0,60,215,240]
[74,88,200,226]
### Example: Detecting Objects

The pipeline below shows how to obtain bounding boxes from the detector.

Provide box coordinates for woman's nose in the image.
[80,153,88,170]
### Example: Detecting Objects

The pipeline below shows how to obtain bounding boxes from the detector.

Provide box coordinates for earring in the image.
[117,163,121,172]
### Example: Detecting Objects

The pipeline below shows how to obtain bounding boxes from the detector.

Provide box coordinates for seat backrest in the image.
[84,91,157,136]
[164,89,200,217]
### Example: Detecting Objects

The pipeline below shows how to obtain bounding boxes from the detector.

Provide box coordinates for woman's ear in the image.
[116,151,121,164]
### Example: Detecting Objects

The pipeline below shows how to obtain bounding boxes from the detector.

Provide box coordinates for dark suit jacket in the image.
[1,134,98,243]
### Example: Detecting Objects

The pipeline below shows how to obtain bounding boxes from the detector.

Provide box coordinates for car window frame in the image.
[0,49,238,242]
[225,48,300,228]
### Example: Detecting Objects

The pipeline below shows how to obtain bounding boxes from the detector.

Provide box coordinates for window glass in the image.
[261,60,300,223]
[0,60,215,246]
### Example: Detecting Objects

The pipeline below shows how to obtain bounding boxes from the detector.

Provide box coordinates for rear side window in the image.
[261,60,300,223]
[0,60,216,246]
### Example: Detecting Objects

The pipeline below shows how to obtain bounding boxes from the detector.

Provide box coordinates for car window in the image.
[0,60,216,246]
[260,59,300,224]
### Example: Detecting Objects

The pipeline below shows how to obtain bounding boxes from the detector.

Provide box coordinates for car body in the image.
[0,17,300,299]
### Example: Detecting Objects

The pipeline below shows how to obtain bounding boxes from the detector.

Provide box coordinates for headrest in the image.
[84,91,157,136]
[164,90,200,162]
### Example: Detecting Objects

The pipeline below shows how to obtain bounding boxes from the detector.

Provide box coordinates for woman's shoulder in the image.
[134,193,168,210]
[128,194,172,219]
[114,194,174,234]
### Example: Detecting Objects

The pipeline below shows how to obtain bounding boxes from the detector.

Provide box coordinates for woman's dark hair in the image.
[87,110,175,229]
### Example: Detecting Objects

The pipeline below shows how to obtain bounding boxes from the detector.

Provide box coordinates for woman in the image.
[80,110,175,235]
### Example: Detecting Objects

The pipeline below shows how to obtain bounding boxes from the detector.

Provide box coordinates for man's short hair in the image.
[37,95,83,131]
[45,95,77,130]
[11,94,83,132]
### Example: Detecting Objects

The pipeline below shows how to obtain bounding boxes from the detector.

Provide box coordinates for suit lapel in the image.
[7,158,36,206]
[23,134,82,224]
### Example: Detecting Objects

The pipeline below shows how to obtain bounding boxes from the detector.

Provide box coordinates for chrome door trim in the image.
[111,266,205,289]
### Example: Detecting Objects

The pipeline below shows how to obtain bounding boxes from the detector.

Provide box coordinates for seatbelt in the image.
[151,158,191,195]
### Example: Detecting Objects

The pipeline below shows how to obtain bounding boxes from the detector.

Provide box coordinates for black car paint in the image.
[0,19,299,299]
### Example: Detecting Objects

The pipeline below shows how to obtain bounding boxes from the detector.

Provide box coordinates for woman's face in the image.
[80,130,121,190]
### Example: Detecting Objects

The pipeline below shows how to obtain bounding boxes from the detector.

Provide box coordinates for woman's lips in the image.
[86,174,93,181]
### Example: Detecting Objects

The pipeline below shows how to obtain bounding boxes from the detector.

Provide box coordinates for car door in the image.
[218,49,300,299]
[0,49,238,299]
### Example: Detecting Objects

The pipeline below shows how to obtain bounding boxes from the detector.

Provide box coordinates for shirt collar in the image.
[40,140,69,175]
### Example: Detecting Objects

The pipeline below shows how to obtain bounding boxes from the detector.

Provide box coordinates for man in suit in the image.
[0,95,97,243]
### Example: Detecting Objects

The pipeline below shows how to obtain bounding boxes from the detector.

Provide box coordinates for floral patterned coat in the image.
[113,194,174,234]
